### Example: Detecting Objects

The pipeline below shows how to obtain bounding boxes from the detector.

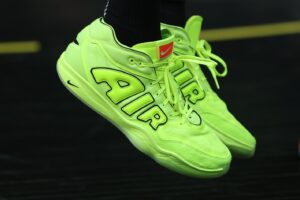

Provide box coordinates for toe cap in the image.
[156,123,232,178]
[204,112,256,158]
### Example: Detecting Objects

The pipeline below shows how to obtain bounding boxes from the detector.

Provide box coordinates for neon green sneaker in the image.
[161,16,256,158]
[57,18,232,178]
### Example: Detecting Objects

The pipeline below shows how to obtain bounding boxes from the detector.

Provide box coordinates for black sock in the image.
[103,0,162,47]
[160,0,186,27]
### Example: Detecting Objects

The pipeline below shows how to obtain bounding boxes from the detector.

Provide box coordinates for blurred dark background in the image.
[1,0,300,199]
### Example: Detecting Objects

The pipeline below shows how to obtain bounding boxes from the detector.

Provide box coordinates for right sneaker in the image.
[161,16,256,158]
[57,18,231,178]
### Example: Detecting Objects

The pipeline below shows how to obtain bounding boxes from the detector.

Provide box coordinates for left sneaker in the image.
[56,18,232,178]
[161,16,256,158]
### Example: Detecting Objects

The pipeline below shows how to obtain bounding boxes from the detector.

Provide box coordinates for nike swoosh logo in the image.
[161,46,172,56]
[67,80,79,88]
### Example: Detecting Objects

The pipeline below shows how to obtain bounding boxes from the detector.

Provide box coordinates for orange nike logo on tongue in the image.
[159,42,174,59]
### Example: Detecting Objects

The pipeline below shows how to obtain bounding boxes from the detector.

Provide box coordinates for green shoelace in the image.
[140,54,217,122]
[178,38,228,89]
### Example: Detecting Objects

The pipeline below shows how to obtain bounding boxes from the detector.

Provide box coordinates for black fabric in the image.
[103,0,161,47]
[160,0,186,27]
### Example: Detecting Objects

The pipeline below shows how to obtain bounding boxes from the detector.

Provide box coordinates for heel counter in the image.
[77,24,91,44]
[63,42,87,80]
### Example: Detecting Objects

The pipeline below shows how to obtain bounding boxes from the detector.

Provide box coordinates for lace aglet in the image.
[213,75,220,90]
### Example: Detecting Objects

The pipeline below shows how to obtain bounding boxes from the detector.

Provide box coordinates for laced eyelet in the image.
[128,58,135,64]
[176,37,182,43]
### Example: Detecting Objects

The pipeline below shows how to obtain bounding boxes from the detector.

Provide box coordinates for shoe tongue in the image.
[184,15,203,48]
[132,29,174,63]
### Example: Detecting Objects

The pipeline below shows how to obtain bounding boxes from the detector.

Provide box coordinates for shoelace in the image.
[181,39,228,89]
[139,55,216,122]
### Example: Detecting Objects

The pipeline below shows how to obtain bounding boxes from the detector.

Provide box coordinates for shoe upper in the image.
[161,16,256,158]
[61,18,231,177]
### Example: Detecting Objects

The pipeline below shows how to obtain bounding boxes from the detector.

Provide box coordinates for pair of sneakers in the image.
[57,15,256,178]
